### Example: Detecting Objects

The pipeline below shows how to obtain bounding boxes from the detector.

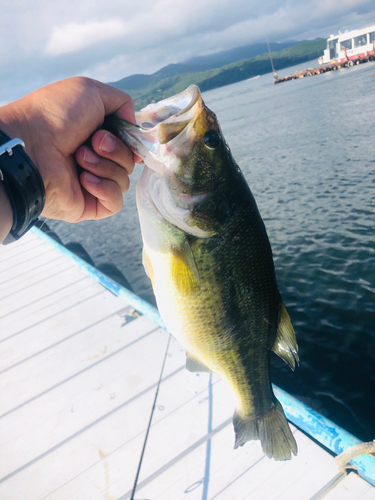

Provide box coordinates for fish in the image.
[104,85,299,460]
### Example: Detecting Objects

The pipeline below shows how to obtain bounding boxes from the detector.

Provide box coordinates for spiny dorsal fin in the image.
[272,300,299,371]
[186,351,212,373]
[171,238,199,295]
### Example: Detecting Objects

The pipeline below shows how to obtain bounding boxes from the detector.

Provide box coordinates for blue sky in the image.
[1,0,375,103]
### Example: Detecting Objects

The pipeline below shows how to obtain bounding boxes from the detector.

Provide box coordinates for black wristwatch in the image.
[0,130,45,245]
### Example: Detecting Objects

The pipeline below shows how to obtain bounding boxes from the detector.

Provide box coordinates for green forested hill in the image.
[111,39,326,109]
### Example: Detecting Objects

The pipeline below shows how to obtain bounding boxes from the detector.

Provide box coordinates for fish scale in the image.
[104,84,299,460]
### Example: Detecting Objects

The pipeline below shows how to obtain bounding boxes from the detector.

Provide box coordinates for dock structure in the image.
[1,230,375,499]
[274,52,375,84]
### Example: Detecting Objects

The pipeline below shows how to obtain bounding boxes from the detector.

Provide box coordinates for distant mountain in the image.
[111,39,326,109]
[111,41,299,91]
[182,41,298,69]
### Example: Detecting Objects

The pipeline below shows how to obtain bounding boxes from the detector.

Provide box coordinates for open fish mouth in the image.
[104,85,202,175]
[135,84,200,132]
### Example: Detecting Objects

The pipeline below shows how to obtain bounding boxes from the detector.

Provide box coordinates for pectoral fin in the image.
[171,238,199,295]
[271,300,299,370]
[186,352,212,372]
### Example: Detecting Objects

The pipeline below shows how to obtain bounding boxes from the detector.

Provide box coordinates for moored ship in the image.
[319,24,375,65]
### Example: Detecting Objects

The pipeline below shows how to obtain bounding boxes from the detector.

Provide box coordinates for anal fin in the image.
[272,300,299,370]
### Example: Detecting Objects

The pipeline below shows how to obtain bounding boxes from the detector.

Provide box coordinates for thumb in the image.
[94,80,136,124]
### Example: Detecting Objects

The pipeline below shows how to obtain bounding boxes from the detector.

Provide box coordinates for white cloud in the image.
[45,19,128,55]
[0,0,374,103]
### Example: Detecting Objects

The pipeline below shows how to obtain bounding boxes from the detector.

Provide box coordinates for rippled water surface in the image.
[49,61,375,441]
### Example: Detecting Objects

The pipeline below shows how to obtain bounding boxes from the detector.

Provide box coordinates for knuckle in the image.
[121,175,130,193]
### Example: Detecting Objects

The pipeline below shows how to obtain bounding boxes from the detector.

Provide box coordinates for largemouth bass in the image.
[105,85,299,460]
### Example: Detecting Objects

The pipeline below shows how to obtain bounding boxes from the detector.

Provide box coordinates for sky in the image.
[1,0,375,103]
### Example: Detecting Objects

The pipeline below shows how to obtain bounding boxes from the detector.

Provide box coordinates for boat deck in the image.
[0,231,374,500]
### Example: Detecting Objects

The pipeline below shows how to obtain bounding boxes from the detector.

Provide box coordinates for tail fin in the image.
[233,399,297,460]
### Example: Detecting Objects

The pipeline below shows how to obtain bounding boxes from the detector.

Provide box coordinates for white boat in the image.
[319,24,375,65]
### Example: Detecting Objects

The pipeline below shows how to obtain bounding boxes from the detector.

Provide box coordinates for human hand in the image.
[0,77,137,222]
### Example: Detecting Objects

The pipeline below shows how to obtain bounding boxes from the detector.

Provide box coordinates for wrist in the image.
[0,128,45,244]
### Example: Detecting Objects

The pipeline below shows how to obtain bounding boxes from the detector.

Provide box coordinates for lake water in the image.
[48,60,375,442]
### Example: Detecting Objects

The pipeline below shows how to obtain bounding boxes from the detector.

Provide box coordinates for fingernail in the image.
[83,148,100,164]
[99,133,115,153]
[85,172,101,184]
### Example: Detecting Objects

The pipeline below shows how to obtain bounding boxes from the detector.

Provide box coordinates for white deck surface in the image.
[0,231,374,500]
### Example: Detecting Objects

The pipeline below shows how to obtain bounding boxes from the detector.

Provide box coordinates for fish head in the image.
[105,85,239,237]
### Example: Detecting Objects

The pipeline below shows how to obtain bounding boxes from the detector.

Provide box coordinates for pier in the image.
[275,47,375,83]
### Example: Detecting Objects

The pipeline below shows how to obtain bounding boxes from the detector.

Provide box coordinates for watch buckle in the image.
[0,138,26,157]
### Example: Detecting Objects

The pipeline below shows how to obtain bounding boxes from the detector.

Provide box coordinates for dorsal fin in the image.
[271,300,299,370]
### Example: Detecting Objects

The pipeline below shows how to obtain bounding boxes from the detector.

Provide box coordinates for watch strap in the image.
[0,130,45,244]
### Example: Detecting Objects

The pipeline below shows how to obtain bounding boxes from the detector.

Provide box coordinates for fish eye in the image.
[203,130,221,149]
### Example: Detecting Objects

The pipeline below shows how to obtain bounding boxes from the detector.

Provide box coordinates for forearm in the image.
[0,183,13,244]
